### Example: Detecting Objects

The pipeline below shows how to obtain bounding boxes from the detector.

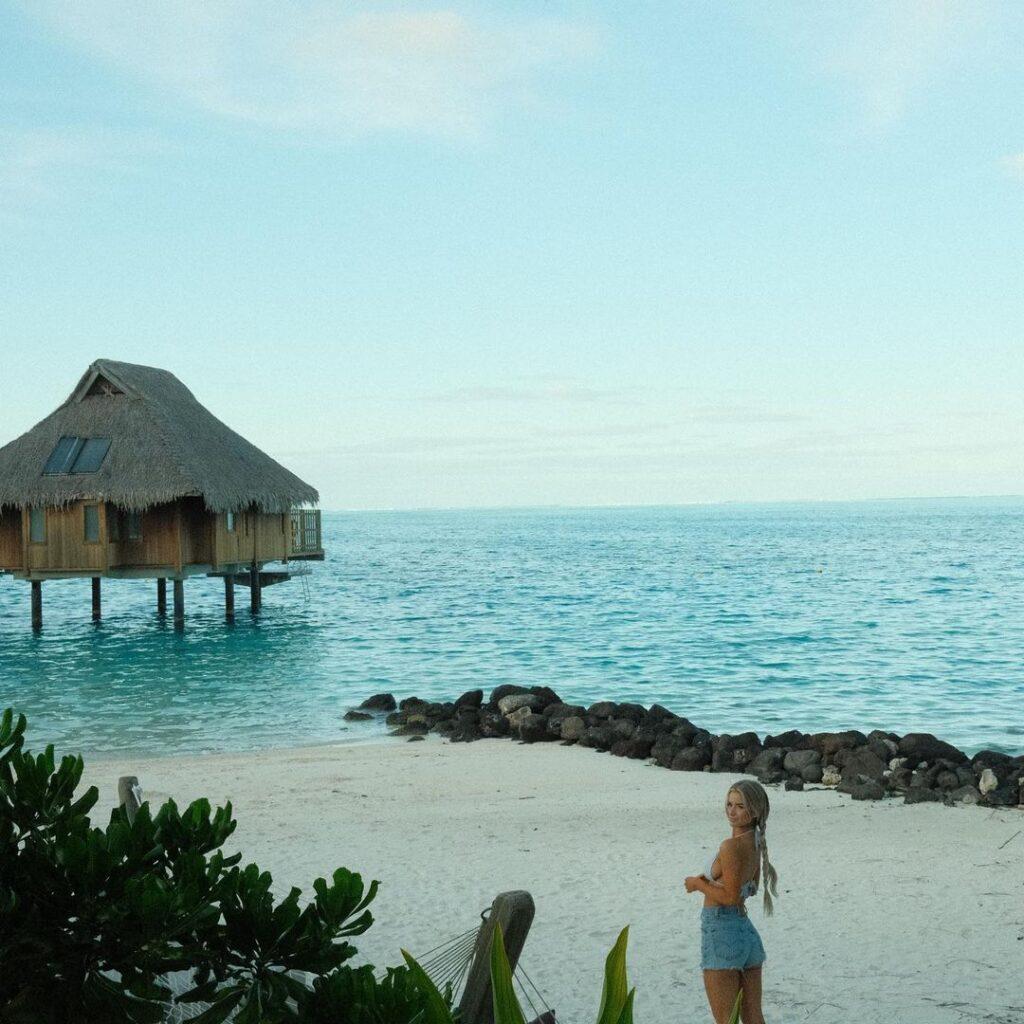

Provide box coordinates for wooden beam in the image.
[224,574,235,622]
[458,891,535,1024]
[91,577,101,622]
[157,577,167,617]
[249,560,262,614]
[30,580,42,631]
[173,578,185,630]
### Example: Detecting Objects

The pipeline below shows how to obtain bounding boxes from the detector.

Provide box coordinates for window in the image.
[126,511,142,541]
[226,511,235,533]
[29,508,46,543]
[42,436,111,475]
[84,505,100,543]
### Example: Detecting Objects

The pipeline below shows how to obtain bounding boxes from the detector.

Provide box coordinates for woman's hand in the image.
[684,875,704,894]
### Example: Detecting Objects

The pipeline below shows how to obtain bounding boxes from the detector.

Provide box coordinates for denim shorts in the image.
[700,906,766,971]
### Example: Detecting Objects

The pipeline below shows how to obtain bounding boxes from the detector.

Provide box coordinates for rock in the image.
[529,686,562,709]
[849,780,885,801]
[623,736,655,759]
[498,694,542,716]
[801,765,824,784]
[489,684,529,705]
[587,701,619,721]
[519,713,550,744]
[385,711,405,727]
[651,734,688,769]
[671,719,701,742]
[479,711,511,738]
[390,721,429,737]
[407,735,425,742]
[543,702,586,720]
[904,787,942,804]
[455,689,483,709]
[450,721,482,742]
[580,724,616,751]
[343,710,374,722]
[898,733,967,765]
[784,749,821,773]
[615,703,647,724]
[888,757,909,771]
[809,731,867,758]
[507,706,533,732]
[747,749,785,775]
[430,719,456,735]
[609,718,637,742]
[982,784,1018,808]
[934,770,960,791]
[867,735,898,762]
[399,696,428,711]
[885,767,913,792]
[821,765,841,787]
[560,716,586,743]
[424,702,455,721]
[646,704,679,725]
[978,768,999,795]
[712,732,762,771]
[971,749,1015,770]
[359,693,397,712]
[839,748,887,783]
[672,746,711,771]
[764,729,810,749]
[784,778,804,791]
[946,785,981,806]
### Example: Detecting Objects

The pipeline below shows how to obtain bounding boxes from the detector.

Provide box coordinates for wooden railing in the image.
[289,509,323,559]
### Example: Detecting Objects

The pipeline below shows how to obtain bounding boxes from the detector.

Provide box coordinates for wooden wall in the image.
[0,508,23,570]
[25,504,107,573]
[211,510,289,568]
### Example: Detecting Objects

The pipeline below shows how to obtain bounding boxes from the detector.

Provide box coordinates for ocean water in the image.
[1,499,1022,758]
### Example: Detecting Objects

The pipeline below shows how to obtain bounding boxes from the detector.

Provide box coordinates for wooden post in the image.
[250,560,262,614]
[224,574,235,622]
[459,891,535,1024]
[30,580,42,631]
[91,577,101,622]
[117,775,142,823]
[173,578,185,630]
[157,577,167,617]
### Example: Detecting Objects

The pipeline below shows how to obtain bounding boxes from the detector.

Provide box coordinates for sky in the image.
[0,1,1022,510]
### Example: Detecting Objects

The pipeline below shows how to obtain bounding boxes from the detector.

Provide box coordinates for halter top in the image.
[703,828,760,900]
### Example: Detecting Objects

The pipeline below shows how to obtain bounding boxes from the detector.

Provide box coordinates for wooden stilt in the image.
[224,575,235,622]
[250,560,262,614]
[30,581,42,631]
[173,578,185,631]
[91,577,102,622]
[459,891,536,1024]
[157,577,167,617]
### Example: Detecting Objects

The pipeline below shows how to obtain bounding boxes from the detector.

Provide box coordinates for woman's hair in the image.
[728,779,780,915]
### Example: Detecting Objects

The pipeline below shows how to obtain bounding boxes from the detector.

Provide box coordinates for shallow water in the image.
[1,499,1022,757]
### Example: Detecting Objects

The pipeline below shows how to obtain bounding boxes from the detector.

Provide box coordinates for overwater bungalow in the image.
[0,359,323,629]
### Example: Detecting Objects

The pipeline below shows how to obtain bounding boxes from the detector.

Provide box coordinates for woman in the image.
[684,780,779,1024]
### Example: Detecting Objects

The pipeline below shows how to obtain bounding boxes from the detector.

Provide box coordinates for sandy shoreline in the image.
[81,737,1024,1024]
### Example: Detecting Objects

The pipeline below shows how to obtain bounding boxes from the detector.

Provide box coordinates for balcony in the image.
[289,509,324,560]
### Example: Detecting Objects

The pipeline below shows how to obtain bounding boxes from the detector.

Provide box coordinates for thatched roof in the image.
[0,359,319,513]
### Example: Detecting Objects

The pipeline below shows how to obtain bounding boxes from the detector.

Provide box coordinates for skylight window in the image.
[42,436,111,475]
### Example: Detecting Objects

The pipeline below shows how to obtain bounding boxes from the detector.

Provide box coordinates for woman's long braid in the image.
[758,822,779,916]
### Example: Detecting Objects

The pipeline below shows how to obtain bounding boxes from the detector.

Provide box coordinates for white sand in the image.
[82,738,1024,1024]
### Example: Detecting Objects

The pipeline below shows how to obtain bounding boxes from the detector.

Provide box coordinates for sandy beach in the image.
[80,737,1024,1024]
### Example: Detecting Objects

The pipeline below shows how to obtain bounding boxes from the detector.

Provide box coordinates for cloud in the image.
[420,381,634,404]
[23,2,600,138]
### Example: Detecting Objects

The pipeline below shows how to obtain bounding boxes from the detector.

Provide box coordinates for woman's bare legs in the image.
[702,969,741,1023]
[739,967,764,1024]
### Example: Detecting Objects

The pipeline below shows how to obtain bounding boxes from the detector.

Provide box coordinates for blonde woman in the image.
[684,779,779,1024]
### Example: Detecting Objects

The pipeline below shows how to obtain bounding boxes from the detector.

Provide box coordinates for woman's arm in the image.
[685,841,743,906]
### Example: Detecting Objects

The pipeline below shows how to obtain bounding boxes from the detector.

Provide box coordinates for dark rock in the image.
[430,719,456,735]
[580,724,616,751]
[801,765,824,784]
[498,694,542,716]
[756,767,787,785]
[850,780,885,801]
[424,702,456,721]
[886,767,913,792]
[359,693,397,712]
[672,746,711,771]
[809,731,867,758]
[672,720,701,742]
[385,711,405,727]
[934,770,960,791]
[610,718,637,742]
[651,734,687,768]
[712,732,762,772]
[407,735,425,742]
[623,735,656,759]
[972,749,1015,771]
[867,735,897,762]
[587,701,619,721]
[783,749,821,773]
[390,721,429,737]
[344,710,374,722]
[981,784,1019,808]
[450,721,483,743]
[529,686,562,709]
[560,716,586,742]
[489,684,529,705]
[904,786,942,804]
[839,748,887,783]
[479,711,511,739]
[646,704,679,725]
[610,740,632,757]
[946,785,981,806]
[615,703,647,724]
[543,702,586,720]
[518,713,550,744]
[455,689,483,709]
[898,733,967,765]
[764,729,810,749]
[784,777,804,791]
[747,749,785,775]
[399,696,428,711]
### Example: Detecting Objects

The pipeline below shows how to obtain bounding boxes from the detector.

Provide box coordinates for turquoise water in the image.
[1,499,1022,757]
